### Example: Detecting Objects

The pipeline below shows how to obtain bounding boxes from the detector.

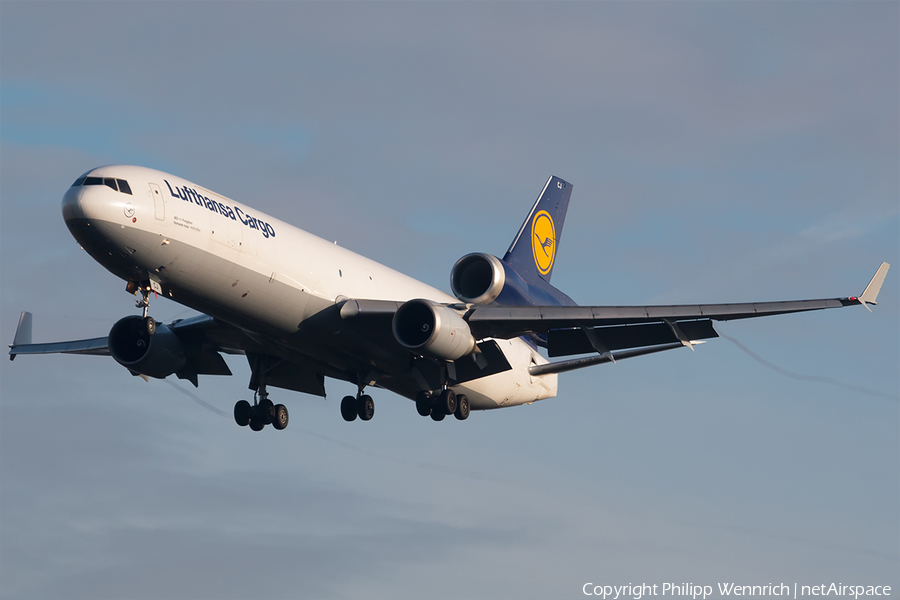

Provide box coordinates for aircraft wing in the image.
[342,263,889,370]
[8,311,110,358]
[8,312,246,360]
[465,262,890,355]
[468,297,850,336]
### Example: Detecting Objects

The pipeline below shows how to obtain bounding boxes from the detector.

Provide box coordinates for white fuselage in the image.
[62,165,557,409]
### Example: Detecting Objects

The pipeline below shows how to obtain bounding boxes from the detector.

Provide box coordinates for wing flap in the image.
[547,320,718,357]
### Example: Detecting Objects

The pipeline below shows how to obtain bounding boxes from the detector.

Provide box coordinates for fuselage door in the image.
[148,182,165,220]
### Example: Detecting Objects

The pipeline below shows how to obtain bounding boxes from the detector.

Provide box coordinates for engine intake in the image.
[450,253,506,304]
[108,315,187,379]
[450,252,575,307]
[392,299,475,361]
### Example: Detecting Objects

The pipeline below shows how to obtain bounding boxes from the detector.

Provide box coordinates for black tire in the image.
[258,398,274,425]
[341,395,357,422]
[439,389,457,415]
[234,400,251,427]
[415,392,432,417]
[358,394,375,421]
[272,404,289,430]
[144,316,156,335]
[454,394,470,420]
[249,419,265,432]
[430,410,445,421]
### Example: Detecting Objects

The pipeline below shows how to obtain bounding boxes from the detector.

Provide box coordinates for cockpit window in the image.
[116,179,132,195]
[73,175,132,195]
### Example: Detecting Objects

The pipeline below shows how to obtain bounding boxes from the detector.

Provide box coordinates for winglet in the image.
[858,262,890,312]
[9,311,33,360]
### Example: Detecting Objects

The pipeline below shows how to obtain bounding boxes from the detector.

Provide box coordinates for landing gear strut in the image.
[126,280,158,334]
[127,280,153,318]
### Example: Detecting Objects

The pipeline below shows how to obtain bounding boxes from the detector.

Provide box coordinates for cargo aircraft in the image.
[8,166,890,431]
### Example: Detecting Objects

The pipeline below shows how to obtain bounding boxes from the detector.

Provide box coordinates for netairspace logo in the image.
[582,582,893,599]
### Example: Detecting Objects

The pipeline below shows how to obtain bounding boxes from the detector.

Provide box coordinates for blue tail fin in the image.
[503,176,572,285]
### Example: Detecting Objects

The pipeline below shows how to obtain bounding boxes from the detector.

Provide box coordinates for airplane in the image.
[8,166,891,432]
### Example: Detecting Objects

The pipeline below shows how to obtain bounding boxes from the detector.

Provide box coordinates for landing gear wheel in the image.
[454,394,470,420]
[249,419,265,432]
[272,404,289,430]
[415,392,432,417]
[234,400,251,427]
[341,396,358,422]
[438,389,457,415]
[357,395,375,421]
[430,410,445,422]
[144,316,156,335]
[258,398,274,425]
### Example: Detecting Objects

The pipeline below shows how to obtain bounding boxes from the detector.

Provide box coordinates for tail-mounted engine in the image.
[108,315,187,379]
[450,253,507,304]
[450,252,570,306]
[392,299,475,361]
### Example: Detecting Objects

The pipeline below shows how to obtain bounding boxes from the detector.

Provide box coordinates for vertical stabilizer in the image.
[503,176,572,285]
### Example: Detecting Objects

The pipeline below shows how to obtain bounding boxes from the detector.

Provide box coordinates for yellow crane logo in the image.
[531,210,556,275]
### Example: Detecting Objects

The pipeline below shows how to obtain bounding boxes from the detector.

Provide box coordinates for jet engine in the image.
[450,253,507,304]
[392,299,475,361]
[451,252,567,306]
[108,315,187,379]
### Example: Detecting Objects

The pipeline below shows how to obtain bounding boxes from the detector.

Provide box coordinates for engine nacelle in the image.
[450,253,507,304]
[451,252,569,306]
[108,315,187,379]
[392,299,476,361]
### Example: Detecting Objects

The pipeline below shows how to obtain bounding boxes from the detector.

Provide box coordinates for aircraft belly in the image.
[455,338,558,410]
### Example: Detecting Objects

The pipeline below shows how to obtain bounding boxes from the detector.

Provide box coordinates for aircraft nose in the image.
[61,185,85,222]
[62,177,121,224]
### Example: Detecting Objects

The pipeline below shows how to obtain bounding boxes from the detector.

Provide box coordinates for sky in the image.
[1,2,898,599]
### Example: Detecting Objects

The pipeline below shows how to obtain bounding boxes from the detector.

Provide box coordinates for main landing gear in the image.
[341,392,375,422]
[235,354,289,432]
[416,389,470,422]
[234,389,289,432]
